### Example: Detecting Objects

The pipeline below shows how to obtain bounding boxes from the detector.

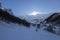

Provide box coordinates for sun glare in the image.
[29,11,40,16]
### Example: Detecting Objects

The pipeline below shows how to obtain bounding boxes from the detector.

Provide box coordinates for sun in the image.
[29,11,40,16]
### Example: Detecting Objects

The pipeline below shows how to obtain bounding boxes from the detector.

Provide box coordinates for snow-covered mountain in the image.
[18,13,52,23]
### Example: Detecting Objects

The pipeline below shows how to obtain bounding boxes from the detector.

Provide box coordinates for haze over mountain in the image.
[18,13,52,23]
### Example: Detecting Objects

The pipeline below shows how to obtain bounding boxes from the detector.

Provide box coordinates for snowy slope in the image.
[0,21,60,40]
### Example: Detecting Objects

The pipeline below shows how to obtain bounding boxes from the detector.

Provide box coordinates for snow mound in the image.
[0,21,60,40]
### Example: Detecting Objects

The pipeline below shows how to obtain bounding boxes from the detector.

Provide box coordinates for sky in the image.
[0,0,60,16]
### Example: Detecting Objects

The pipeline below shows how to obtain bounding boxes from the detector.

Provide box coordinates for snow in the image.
[0,21,60,40]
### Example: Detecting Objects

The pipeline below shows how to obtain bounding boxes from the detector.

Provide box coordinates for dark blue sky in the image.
[0,0,60,16]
